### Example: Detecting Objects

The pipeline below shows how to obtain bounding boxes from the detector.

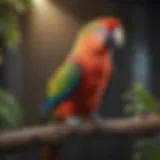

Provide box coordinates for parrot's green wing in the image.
[43,62,82,112]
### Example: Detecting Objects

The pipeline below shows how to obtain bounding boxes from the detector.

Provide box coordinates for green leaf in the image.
[134,83,158,111]
[0,0,32,48]
[133,152,143,160]
[133,137,160,160]
[123,83,159,116]
[0,89,23,131]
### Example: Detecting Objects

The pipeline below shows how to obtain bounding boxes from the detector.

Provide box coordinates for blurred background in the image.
[0,0,159,160]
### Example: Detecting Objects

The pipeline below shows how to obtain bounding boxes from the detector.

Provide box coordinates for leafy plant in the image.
[0,89,23,131]
[0,0,32,48]
[123,83,160,160]
[132,136,160,160]
[123,83,159,116]
[0,89,23,159]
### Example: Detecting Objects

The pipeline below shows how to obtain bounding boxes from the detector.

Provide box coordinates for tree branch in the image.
[0,113,160,153]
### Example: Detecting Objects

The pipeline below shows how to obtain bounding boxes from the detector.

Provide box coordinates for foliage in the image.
[0,0,32,48]
[0,89,23,159]
[123,83,160,160]
[132,136,160,160]
[0,0,25,131]
[123,83,159,116]
[0,89,23,131]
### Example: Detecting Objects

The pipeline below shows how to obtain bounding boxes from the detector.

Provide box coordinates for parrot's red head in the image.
[98,17,125,49]
[74,17,125,54]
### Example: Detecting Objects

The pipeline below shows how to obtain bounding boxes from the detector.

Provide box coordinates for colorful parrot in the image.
[41,16,125,160]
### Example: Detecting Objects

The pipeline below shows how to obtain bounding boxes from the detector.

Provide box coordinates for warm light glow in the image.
[32,0,41,5]
[27,0,80,58]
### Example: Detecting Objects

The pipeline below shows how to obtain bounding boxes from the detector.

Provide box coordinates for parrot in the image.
[41,16,125,160]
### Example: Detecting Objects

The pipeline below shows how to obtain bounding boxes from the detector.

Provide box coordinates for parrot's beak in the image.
[105,26,125,50]
[114,27,125,48]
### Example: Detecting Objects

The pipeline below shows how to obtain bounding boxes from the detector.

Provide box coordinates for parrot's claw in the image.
[65,116,82,131]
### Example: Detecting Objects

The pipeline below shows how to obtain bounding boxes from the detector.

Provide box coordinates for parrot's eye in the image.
[97,27,107,36]
[95,27,108,41]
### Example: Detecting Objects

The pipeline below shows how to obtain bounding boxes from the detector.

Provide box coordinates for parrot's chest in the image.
[83,56,112,90]
[86,64,103,85]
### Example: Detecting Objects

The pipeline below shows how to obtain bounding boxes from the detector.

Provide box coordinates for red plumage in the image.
[55,50,113,120]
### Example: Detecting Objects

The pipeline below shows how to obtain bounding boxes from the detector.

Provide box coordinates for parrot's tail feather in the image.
[41,145,62,160]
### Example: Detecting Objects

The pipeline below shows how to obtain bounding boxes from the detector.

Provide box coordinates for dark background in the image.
[1,1,159,160]
[148,3,160,98]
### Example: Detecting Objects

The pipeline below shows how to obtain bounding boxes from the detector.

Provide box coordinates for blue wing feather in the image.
[43,62,82,112]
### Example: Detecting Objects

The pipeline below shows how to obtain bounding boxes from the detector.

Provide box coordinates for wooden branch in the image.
[0,113,160,153]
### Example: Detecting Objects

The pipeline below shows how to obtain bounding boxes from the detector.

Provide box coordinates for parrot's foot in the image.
[65,116,82,131]
[91,113,106,128]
